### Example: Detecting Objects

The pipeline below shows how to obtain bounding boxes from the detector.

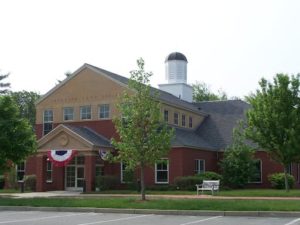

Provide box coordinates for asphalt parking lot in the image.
[0,211,300,225]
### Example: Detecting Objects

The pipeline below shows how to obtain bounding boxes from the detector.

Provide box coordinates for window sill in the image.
[155,182,169,184]
[46,181,53,183]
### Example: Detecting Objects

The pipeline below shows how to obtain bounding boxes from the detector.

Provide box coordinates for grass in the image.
[1,197,300,211]
[90,189,300,197]
[0,189,19,193]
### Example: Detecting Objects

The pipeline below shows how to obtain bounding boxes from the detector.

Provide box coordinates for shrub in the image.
[0,175,4,189]
[24,175,36,191]
[96,175,119,191]
[174,176,203,191]
[268,173,295,189]
[196,171,223,181]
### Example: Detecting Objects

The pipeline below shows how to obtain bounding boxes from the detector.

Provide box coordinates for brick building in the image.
[20,52,299,191]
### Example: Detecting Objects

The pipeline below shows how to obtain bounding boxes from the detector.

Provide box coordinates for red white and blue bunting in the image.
[47,150,77,167]
[99,149,108,160]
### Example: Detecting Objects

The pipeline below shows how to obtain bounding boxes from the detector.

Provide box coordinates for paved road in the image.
[0,211,299,225]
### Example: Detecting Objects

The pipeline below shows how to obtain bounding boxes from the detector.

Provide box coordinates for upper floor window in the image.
[43,109,53,135]
[189,116,193,128]
[164,110,169,122]
[174,112,179,125]
[99,104,110,119]
[63,107,74,121]
[182,114,186,127]
[80,105,91,120]
[16,162,25,181]
[195,159,205,174]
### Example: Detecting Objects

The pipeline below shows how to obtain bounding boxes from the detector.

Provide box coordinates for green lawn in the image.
[91,189,300,197]
[1,197,300,211]
[0,189,19,193]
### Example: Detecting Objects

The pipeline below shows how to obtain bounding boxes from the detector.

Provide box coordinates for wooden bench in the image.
[196,180,220,195]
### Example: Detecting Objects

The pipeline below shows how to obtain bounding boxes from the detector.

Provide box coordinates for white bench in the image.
[196,180,220,195]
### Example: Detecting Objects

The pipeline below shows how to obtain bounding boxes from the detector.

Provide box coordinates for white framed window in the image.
[287,163,292,175]
[195,159,205,174]
[155,159,169,184]
[120,162,126,183]
[43,109,53,135]
[80,105,91,120]
[16,162,25,181]
[46,160,53,183]
[99,104,110,119]
[174,112,179,125]
[189,116,193,128]
[249,159,262,183]
[182,114,186,127]
[63,107,74,121]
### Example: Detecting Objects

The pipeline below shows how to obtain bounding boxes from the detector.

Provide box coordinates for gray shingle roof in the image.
[172,126,216,150]
[64,124,112,147]
[193,100,250,150]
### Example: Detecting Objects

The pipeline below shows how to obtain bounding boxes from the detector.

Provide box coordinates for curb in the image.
[1,206,300,217]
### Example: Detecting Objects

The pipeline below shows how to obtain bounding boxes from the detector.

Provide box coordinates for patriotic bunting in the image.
[47,150,77,167]
[99,149,108,160]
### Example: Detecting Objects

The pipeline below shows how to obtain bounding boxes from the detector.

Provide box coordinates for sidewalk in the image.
[2,191,300,200]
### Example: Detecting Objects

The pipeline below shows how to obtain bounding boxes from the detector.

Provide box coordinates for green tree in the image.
[192,82,227,102]
[112,58,174,200]
[246,74,300,191]
[0,73,10,94]
[10,91,40,129]
[220,122,256,188]
[0,95,36,172]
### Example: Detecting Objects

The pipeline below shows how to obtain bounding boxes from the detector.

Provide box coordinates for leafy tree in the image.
[246,74,300,191]
[10,91,40,129]
[220,122,256,188]
[57,71,72,84]
[112,58,174,200]
[0,95,36,172]
[0,72,10,94]
[193,82,227,102]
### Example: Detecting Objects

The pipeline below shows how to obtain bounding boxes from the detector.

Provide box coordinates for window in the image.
[96,166,104,177]
[174,113,179,125]
[99,104,110,119]
[182,114,186,127]
[164,110,169,122]
[195,159,205,174]
[189,116,193,128]
[155,159,169,184]
[63,107,74,121]
[16,162,25,181]
[46,160,53,182]
[287,163,292,175]
[43,109,53,135]
[120,162,126,183]
[80,105,91,120]
[249,159,262,183]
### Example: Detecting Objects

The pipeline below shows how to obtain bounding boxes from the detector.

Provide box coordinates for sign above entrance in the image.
[47,150,77,167]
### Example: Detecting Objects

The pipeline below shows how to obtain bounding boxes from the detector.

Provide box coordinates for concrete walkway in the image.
[2,191,300,200]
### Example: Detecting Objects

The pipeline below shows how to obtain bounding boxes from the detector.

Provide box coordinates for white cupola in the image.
[165,52,188,84]
[159,52,193,102]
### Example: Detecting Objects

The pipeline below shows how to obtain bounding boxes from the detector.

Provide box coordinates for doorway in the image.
[65,156,85,191]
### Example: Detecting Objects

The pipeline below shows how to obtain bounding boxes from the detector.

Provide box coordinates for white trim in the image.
[46,160,53,183]
[194,159,205,174]
[155,159,169,184]
[63,107,74,121]
[80,105,92,120]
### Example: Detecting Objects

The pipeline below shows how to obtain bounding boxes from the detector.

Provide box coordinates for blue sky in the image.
[1,0,300,98]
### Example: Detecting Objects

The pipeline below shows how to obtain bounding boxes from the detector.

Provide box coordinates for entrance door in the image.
[65,156,85,191]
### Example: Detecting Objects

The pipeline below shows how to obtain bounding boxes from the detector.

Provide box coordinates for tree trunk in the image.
[284,166,290,192]
[140,164,146,201]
